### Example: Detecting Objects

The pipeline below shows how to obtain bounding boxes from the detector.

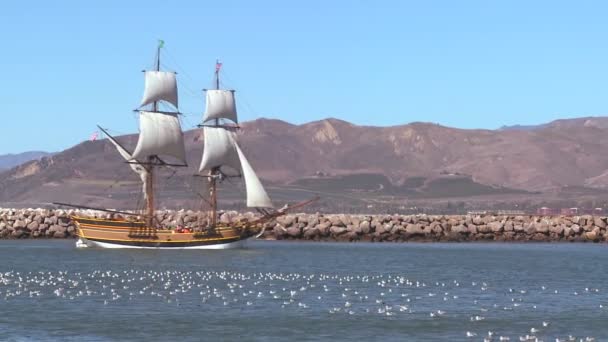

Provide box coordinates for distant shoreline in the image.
[0,208,606,243]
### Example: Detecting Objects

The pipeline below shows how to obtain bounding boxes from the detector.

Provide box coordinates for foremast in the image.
[210,62,221,229]
[144,43,161,228]
[131,40,187,228]
[199,61,273,231]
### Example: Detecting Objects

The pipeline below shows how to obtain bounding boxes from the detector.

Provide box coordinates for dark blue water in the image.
[0,240,607,341]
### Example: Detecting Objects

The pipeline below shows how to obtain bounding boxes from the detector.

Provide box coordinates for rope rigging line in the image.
[160,48,206,99]
[158,60,201,99]
[181,115,201,131]
[79,175,142,214]
[102,127,131,137]
[223,173,245,194]
[135,187,144,215]
[156,50,263,127]
[187,178,213,207]
[142,47,202,124]
[217,68,263,121]
[164,167,178,182]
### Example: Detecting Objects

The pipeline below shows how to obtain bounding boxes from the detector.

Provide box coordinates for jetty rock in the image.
[0,208,607,242]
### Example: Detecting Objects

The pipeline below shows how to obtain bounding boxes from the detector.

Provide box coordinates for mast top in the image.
[156,40,164,71]
[139,40,179,110]
[201,60,238,124]
[215,59,222,90]
[132,40,187,165]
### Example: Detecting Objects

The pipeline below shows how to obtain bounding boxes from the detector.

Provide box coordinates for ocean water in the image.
[0,240,607,341]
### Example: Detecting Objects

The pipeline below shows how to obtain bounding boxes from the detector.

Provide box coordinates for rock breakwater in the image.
[0,208,607,242]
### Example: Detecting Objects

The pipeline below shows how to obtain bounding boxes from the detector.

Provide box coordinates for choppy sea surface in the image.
[0,240,607,341]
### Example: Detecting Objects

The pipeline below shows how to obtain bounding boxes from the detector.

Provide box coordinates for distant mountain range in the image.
[498,124,547,131]
[499,116,608,131]
[2,116,608,210]
[0,151,53,170]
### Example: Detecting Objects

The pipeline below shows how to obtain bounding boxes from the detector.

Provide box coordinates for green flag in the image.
[158,39,165,49]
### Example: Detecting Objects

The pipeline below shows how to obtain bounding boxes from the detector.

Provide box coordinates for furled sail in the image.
[101,130,149,200]
[141,71,178,108]
[131,111,187,164]
[202,90,238,123]
[198,126,241,175]
[235,143,273,208]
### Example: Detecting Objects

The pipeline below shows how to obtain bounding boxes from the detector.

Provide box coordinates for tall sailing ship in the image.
[66,42,312,249]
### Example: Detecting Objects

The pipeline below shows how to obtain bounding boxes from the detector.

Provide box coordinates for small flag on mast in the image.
[215,59,222,73]
[90,131,99,141]
[158,39,165,49]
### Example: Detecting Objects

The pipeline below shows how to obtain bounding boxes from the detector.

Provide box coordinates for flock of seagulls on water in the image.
[0,269,605,341]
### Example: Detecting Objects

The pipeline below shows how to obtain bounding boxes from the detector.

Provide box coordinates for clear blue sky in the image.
[2,0,608,154]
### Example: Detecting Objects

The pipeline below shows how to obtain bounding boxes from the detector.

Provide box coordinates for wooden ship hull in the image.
[72,216,262,249]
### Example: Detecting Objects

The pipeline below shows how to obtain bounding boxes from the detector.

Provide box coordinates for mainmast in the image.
[198,60,273,229]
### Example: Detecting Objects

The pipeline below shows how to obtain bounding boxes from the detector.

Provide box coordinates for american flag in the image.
[215,60,222,73]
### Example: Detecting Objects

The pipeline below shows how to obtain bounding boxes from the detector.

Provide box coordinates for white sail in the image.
[141,71,178,108]
[132,111,187,164]
[101,130,149,200]
[198,126,241,174]
[203,90,238,123]
[235,143,273,208]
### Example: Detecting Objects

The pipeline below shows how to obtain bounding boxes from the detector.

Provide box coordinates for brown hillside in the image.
[2,116,608,209]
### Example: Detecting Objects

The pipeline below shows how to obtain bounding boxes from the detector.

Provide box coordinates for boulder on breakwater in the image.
[0,208,607,242]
